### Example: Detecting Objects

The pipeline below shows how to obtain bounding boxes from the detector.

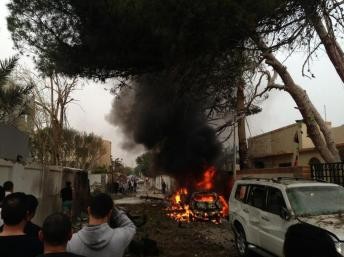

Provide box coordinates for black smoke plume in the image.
[107,74,222,182]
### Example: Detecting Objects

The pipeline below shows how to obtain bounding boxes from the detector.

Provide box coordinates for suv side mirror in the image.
[280,207,291,221]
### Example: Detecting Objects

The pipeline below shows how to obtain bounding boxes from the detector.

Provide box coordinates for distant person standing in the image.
[60,182,73,216]
[133,179,137,193]
[161,177,166,194]
[3,181,13,196]
[114,181,119,194]
[0,186,5,227]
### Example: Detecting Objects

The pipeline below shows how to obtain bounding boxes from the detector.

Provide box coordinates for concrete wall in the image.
[299,151,324,165]
[252,154,293,169]
[0,159,79,226]
[154,175,177,193]
[89,173,106,192]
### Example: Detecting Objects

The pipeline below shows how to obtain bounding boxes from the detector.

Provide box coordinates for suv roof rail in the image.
[275,177,329,183]
[274,177,304,181]
[240,176,327,184]
[240,176,274,181]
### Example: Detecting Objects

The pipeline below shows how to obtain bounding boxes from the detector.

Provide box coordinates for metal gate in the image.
[311,162,344,187]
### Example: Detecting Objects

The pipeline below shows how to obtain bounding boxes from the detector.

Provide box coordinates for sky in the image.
[1,1,344,166]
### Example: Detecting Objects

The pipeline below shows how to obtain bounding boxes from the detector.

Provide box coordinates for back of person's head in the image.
[41,213,72,246]
[284,223,340,257]
[3,181,13,192]
[66,181,71,187]
[26,194,39,216]
[0,186,5,204]
[89,193,113,219]
[1,192,27,225]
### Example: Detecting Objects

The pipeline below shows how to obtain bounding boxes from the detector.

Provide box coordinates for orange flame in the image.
[193,195,215,202]
[196,166,216,190]
[167,187,193,223]
[219,195,229,216]
[166,166,229,224]
[174,187,188,204]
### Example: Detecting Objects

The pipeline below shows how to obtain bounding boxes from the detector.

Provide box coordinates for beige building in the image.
[248,121,344,168]
[94,139,112,170]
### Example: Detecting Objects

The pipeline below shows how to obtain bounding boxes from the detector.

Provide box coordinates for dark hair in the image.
[0,186,5,203]
[89,193,113,219]
[1,192,27,225]
[42,213,72,245]
[66,182,71,187]
[284,223,340,257]
[26,194,39,214]
[3,181,13,192]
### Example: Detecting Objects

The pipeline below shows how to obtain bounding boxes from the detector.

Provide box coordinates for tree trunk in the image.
[286,85,340,162]
[236,81,249,169]
[307,9,344,83]
[254,36,341,163]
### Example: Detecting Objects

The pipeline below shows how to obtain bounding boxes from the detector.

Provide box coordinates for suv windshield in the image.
[287,186,344,216]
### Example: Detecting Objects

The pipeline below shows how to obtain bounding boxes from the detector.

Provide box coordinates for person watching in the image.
[67,193,136,257]
[37,213,84,257]
[0,186,5,227]
[24,194,41,238]
[0,192,43,257]
[3,181,13,196]
[284,223,341,257]
[60,182,73,216]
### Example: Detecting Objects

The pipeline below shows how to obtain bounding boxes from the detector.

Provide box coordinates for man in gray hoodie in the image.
[67,193,136,257]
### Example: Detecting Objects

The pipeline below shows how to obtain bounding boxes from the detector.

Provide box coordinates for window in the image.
[235,184,248,202]
[287,186,344,216]
[266,187,286,216]
[247,186,266,210]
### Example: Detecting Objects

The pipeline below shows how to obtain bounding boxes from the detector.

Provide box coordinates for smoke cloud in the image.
[107,74,222,181]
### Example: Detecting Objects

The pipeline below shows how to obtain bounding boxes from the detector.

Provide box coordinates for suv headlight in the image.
[336,242,344,256]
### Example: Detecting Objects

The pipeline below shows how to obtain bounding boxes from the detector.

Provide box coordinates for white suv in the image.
[229,178,344,257]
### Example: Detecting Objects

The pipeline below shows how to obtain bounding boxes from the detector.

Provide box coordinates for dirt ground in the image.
[118,200,239,257]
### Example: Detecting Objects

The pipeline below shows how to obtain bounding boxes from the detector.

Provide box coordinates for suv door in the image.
[245,185,267,247]
[259,186,292,257]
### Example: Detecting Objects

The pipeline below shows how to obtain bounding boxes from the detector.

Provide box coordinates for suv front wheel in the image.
[234,225,251,257]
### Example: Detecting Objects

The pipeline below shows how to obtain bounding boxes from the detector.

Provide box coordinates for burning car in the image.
[166,166,229,223]
[189,191,223,222]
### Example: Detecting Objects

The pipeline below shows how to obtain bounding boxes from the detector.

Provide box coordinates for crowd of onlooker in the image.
[0,181,136,257]
[108,176,138,195]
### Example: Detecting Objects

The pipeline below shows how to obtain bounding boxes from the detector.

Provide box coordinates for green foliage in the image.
[7,0,266,79]
[31,127,106,168]
[0,56,18,86]
[135,152,154,177]
[0,57,33,125]
[92,165,108,174]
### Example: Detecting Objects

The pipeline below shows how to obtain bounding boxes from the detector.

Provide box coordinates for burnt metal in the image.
[189,191,222,222]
